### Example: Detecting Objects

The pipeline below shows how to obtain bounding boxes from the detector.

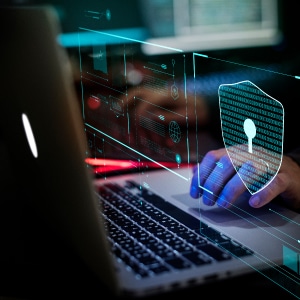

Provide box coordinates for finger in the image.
[190,161,218,201]
[249,174,288,208]
[190,148,231,202]
[190,167,201,198]
[198,149,227,187]
[215,170,247,208]
[201,153,236,205]
[189,154,219,200]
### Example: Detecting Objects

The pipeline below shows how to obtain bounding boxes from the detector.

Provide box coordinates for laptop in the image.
[1,5,300,299]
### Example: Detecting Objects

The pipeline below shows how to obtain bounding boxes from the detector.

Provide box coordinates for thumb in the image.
[248,176,286,208]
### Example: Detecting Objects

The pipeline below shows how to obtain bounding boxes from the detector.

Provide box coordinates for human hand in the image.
[190,147,300,210]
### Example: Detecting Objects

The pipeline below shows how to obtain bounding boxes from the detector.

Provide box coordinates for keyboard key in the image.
[98,181,253,277]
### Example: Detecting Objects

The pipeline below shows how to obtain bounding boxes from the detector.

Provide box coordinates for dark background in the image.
[0,1,300,299]
[4,0,299,151]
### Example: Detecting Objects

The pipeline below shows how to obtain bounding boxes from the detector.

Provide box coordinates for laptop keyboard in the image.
[97,180,253,278]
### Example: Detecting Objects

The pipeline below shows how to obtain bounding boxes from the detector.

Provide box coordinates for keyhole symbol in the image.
[244,118,256,153]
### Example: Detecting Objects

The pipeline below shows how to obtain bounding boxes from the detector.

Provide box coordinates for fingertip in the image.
[249,196,260,208]
[216,195,230,208]
[190,185,200,198]
[202,195,215,206]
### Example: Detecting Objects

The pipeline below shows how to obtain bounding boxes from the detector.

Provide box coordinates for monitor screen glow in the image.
[140,0,283,55]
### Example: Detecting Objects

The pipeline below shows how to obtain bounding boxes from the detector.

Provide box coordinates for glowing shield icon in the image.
[218,80,284,195]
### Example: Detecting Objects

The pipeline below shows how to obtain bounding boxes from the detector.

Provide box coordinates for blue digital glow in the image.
[218,80,284,195]
[58,27,149,47]
[283,245,299,274]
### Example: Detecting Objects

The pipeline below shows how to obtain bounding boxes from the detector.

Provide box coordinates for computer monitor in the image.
[140,0,283,55]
